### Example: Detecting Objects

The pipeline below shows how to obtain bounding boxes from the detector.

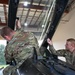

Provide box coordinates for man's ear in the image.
[4,35,9,40]
[4,35,12,41]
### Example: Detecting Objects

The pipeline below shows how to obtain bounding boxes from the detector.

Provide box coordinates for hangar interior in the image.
[0,0,75,75]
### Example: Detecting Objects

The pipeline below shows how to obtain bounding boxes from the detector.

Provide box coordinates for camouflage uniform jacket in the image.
[49,45,75,65]
[4,29,39,67]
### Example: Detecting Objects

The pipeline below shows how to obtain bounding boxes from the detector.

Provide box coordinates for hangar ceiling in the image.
[0,0,75,39]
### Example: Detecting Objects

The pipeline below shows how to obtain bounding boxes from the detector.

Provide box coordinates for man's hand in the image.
[15,19,21,30]
[47,38,53,45]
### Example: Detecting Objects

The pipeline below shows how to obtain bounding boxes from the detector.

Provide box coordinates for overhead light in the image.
[24,2,28,6]
[42,25,44,28]
[24,23,28,26]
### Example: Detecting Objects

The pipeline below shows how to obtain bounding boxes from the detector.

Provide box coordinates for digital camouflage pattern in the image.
[4,29,40,66]
[49,45,75,65]
[3,29,40,75]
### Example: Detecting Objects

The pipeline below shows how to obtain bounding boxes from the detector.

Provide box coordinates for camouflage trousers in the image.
[3,66,17,75]
[3,60,25,75]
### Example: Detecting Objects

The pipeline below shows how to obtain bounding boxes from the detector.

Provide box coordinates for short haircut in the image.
[1,27,13,38]
[67,38,75,45]
[67,38,75,41]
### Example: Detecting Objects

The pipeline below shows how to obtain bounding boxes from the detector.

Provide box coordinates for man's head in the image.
[1,27,15,41]
[65,38,75,52]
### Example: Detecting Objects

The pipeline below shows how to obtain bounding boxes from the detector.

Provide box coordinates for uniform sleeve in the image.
[29,32,41,55]
[29,32,38,47]
[72,51,75,65]
[49,45,66,56]
[4,45,13,63]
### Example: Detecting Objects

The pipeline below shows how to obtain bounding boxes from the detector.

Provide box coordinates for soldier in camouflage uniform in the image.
[47,38,75,66]
[0,21,40,75]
